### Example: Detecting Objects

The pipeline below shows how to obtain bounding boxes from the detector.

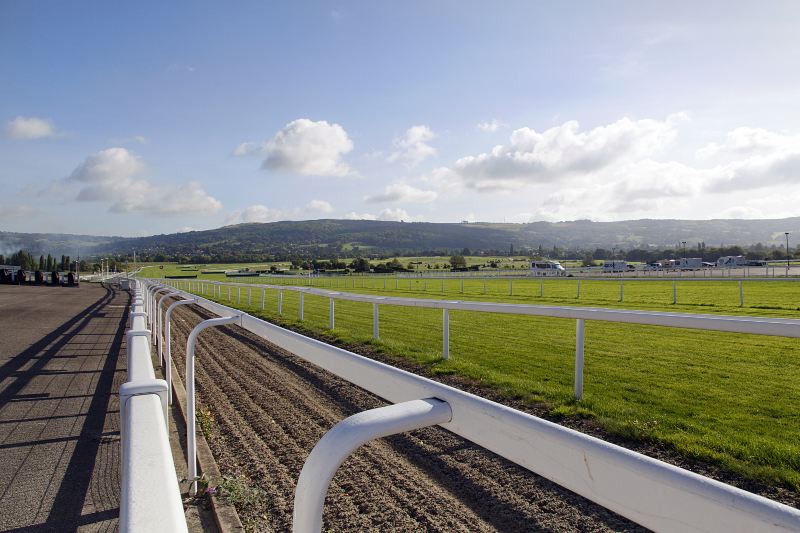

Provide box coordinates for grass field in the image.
[140,264,800,490]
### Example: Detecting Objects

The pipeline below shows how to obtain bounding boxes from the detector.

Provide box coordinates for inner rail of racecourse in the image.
[147,277,800,532]
[118,278,188,533]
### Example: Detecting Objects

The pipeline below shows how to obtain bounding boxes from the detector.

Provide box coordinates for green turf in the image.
[141,266,800,490]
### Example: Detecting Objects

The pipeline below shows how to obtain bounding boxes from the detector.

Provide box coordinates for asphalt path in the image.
[0,284,128,532]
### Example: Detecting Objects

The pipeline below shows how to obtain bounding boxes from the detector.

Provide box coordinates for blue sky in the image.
[2,1,799,236]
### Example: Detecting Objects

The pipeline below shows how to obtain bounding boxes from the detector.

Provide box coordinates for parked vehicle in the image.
[676,257,703,270]
[603,260,627,273]
[747,260,768,266]
[530,260,567,277]
[717,255,747,267]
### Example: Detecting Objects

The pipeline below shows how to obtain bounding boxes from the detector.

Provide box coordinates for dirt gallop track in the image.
[169,302,643,532]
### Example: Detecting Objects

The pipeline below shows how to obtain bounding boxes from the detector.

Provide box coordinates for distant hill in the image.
[3,217,799,259]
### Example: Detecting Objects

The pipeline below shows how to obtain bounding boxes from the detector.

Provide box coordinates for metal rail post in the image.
[248,287,251,305]
[509,279,513,295]
[540,278,544,297]
[261,287,265,310]
[278,289,283,315]
[293,399,452,533]
[185,315,240,495]
[619,280,624,302]
[442,309,450,360]
[739,281,744,307]
[673,280,677,304]
[329,298,335,329]
[164,298,197,405]
[577,279,581,299]
[299,292,304,320]
[157,290,181,363]
[373,303,379,339]
[227,286,231,302]
[575,319,585,400]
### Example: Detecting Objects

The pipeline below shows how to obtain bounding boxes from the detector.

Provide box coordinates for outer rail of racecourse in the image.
[135,277,800,533]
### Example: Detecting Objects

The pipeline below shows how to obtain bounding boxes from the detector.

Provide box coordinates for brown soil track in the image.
[167,302,646,532]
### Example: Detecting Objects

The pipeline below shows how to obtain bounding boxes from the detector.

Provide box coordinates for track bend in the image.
[169,303,644,532]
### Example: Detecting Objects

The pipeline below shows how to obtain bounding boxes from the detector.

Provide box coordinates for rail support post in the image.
[278,289,283,315]
[442,308,450,360]
[261,287,265,310]
[157,290,181,363]
[227,286,231,302]
[673,280,677,305]
[373,302,379,339]
[329,298,335,329]
[185,315,241,496]
[574,319,585,400]
[248,287,251,305]
[619,280,624,302]
[119,379,169,437]
[577,279,581,299]
[164,298,197,405]
[739,280,744,307]
[509,279,513,295]
[292,399,452,533]
[299,292,304,321]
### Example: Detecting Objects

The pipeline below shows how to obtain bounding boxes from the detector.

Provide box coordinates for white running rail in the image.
[146,279,800,532]
[119,280,187,533]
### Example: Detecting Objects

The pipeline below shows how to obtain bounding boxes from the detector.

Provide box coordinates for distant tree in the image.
[581,252,595,267]
[449,255,467,269]
[39,255,45,270]
[462,247,471,256]
[349,257,371,272]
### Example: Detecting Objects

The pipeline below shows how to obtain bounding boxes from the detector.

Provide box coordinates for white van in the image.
[531,260,566,277]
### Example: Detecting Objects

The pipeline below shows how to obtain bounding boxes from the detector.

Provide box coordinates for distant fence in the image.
[147,277,800,531]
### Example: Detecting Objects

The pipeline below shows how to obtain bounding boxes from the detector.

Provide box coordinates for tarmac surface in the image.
[0,284,128,532]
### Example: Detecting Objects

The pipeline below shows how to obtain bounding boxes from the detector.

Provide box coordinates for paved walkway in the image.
[0,283,128,532]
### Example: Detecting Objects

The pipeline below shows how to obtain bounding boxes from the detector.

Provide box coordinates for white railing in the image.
[167,279,800,399]
[146,279,800,532]
[119,281,187,533]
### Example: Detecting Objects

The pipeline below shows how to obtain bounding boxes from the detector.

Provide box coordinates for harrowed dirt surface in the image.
[167,301,647,532]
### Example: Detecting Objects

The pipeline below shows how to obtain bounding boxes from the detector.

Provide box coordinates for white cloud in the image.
[64,147,222,215]
[0,204,35,220]
[477,119,505,133]
[225,199,335,225]
[452,114,686,191]
[225,205,284,225]
[232,141,263,157]
[365,182,438,203]
[388,125,436,166]
[344,211,378,221]
[306,199,333,213]
[236,119,354,176]
[6,116,56,139]
[696,127,799,159]
[343,208,414,221]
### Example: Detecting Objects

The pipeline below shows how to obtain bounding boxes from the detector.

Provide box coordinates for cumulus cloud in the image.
[365,182,438,203]
[344,208,414,221]
[0,204,35,220]
[452,114,685,191]
[477,119,505,133]
[388,125,436,166]
[225,205,284,225]
[6,116,56,139]
[225,199,335,225]
[235,119,354,176]
[63,147,222,215]
[306,199,333,213]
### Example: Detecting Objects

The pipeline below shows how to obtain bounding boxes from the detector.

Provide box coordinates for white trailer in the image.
[603,260,627,273]
[717,255,747,267]
[531,260,567,277]
[677,257,703,270]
